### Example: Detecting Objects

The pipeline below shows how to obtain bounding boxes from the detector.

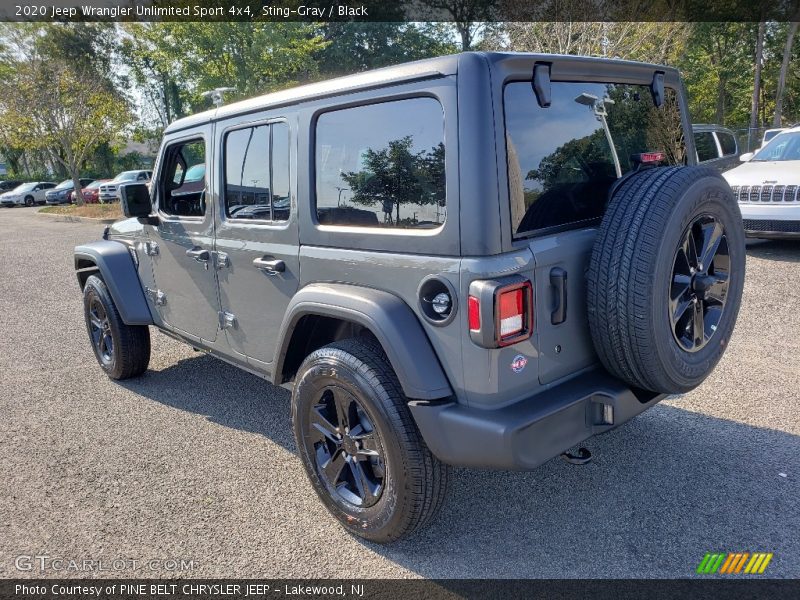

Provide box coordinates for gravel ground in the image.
[0,206,798,579]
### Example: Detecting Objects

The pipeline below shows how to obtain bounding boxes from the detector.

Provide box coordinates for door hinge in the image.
[215,251,230,270]
[143,241,159,256]
[218,311,236,330]
[145,287,167,306]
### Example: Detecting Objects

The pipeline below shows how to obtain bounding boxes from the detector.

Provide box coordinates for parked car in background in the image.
[693,124,739,172]
[723,125,800,238]
[761,128,787,148]
[99,170,152,203]
[0,181,56,207]
[0,180,23,193]
[69,179,110,204]
[45,178,95,205]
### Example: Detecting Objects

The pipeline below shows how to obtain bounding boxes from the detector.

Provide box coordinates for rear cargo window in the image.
[315,97,446,230]
[505,81,685,237]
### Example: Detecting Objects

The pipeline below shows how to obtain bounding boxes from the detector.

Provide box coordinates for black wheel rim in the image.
[88,298,114,365]
[305,386,385,508]
[669,214,730,352]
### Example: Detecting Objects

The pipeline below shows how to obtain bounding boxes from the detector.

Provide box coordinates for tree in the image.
[341,137,443,225]
[422,0,498,50]
[774,20,799,126]
[0,59,130,204]
[751,21,767,130]
[315,23,456,76]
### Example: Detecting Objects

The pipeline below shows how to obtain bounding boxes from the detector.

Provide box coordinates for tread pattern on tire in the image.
[85,275,150,380]
[301,336,449,541]
[587,166,732,393]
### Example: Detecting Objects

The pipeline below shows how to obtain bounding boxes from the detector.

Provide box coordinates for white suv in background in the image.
[723,126,800,238]
[0,181,56,207]
[98,170,152,203]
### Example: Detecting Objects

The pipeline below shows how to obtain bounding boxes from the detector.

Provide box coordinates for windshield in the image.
[113,171,139,182]
[505,81,686,237]
[752,132,800,161]
[12,183,36,192]
[763,130,784,144]
[86,180,105,189]
[54,180,73,189]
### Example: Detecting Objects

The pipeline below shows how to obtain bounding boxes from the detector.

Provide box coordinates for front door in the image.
[148,130,220,342]
[214,118,299,367]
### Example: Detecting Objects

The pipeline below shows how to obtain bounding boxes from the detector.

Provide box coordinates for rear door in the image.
[503,78,688,384]
[214,117,300,368]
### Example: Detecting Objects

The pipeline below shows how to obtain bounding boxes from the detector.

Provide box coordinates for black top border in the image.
[2,0,800,23]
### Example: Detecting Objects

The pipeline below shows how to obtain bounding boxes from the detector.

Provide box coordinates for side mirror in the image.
[120,183,154,220]
[739,152,754,162]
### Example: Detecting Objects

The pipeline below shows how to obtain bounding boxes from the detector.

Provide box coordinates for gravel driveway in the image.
[1,206,798,578]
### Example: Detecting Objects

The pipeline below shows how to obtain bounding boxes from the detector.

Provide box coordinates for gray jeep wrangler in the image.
[74,52,744,542]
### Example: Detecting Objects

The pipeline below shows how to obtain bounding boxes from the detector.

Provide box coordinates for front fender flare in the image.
[74,240,153,326]
[275,283,453,401]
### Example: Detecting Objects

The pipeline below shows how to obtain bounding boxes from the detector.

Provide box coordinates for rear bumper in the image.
[409,369,664,470]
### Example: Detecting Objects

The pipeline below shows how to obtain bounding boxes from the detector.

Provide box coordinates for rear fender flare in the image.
[275,283,453,401]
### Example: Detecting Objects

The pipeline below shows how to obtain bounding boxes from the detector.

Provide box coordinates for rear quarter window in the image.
[694,132,719,162]
[315,97,446,230]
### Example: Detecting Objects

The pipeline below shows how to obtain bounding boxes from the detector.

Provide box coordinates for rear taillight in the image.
[495,281,533,346]
[468,296,481,331]
[468,276,533,348]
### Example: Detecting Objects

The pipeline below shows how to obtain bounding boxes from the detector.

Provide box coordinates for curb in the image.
[36,211,118,225]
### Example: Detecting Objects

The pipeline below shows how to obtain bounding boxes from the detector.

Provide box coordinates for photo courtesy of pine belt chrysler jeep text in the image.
[73,52,745,542]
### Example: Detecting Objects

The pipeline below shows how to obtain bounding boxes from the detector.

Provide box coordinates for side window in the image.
[717,132,737,156]
[694,132,718,162]
[315,97,446,229]
[159,139,206,217]
[224,121,289,221]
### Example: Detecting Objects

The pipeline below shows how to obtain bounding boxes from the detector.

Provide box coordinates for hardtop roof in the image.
[165,51,680,134]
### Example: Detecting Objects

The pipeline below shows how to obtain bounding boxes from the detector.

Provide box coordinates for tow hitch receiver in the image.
[561,448,592,465]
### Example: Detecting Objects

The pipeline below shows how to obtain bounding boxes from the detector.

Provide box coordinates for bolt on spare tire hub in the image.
[669,214,730,353]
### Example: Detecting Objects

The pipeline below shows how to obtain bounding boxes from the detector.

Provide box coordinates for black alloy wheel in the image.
[306,385,385,508]
[88,297,114,365]
[670,214,730,352]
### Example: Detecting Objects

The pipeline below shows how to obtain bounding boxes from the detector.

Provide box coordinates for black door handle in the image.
[253,256,285,275]
[550,267,567,325]
[186,247,210,262]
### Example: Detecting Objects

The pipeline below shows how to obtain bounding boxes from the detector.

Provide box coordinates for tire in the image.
[292,337,449,542]
[24,196,34,207]
[587,166,745,394]
[83,275,151,380]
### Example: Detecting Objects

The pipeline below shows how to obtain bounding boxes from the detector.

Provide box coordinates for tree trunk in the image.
[774,22,799,126]
[750,21,766,131]
[715,74,726,124]
[71,172,85,206]
[458,23,472,51]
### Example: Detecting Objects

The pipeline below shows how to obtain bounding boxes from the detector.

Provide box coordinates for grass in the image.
[39,203,124,220]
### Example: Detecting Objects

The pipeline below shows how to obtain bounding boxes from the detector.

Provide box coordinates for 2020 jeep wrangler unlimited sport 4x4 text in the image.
[74,52,744,542]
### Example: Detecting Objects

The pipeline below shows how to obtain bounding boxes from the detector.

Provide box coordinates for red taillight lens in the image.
[468,295,481,331]
[496,281,533,346]
[498,288,524,337]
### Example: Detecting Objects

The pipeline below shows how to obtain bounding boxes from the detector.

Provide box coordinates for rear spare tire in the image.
[587,166,745,394]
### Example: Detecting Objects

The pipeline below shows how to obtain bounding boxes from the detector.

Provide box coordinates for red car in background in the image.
[68,179,110,204]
